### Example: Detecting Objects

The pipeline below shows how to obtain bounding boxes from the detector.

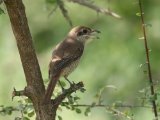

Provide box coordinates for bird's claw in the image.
[70,81,76,86]
[61,87,66,93]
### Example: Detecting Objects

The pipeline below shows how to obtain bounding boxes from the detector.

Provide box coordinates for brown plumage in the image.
[44,26,100,103]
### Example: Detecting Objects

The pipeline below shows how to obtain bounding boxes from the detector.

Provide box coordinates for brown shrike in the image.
[44,26,100,102]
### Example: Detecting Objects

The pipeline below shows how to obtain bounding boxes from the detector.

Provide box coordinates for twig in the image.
[57,0,73,27]
[138,0,158,119]
[67,0,121,19]
[106,107,133,120]
[12,87,34,101]
[51,82,84,107]
[12,88,27,100]
[48,5,58,17]
[72,103,150,120]
[72,104,151,108]
[0,106,19,113]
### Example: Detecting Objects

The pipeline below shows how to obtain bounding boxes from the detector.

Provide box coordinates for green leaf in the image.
[61,102,69,107]
[80,88,86,93]
[66,105,70,109]
[138,37,144,40]
[61,102,66,106]
[15,117,22,120]
[0,8,4,14]
[73,96,80,101]
[5,106,13,115]
[28,111,35,117]
[58,115,63,120]
[136,12,141,17]
[144,23,152,27]
[46,0,56,4]
[67,95,74,104]
[95,93,100,98]
[149,94,157,101]
[23,117,30,120]
[143,70,147,74]
[91,102,96,107]
[75,108,81,114]
[84,107,91,116]
[18,104,24,111]
[24,98,32,103]
[114,101,123,106]
[71,105,75,110]
[26,105,34,113]
[58,81,66,87]
[23,110,28,114]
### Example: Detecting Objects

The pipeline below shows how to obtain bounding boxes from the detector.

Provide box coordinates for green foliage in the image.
[23,117,30,120]
[0,105,16,115]
[46,0,56,4]
[0,7,4,14]
[136,12,141,17]
[57,115,62,120]
[0,98,35,119]
[84,107,91,116]
[75,108,81,114]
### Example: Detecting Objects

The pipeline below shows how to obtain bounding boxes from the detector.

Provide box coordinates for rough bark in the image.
[4,0,56,119]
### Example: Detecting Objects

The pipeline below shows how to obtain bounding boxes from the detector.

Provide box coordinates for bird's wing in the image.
[49,39,84,78]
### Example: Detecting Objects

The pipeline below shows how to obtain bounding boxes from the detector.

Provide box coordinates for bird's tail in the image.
[43,73,61,103]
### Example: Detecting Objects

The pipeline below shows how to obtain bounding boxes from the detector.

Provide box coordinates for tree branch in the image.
[4,0,45,95]
[67,0,121,19]
[72,104,151,108]
[52,82,84,107]
[138,0,158,119]
[57,0,73,27]
[3,0,56,119]
[12,88,26,100]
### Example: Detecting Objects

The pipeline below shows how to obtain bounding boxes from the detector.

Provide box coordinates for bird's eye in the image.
[82,29,88,34]
[77,29,88,36]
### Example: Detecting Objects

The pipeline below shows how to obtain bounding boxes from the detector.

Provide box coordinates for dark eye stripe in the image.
[77,28,89,36]
[77,31,83,36]
[83,29,87,34]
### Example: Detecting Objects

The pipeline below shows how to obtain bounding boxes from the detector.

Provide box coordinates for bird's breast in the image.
[61,59,80,77]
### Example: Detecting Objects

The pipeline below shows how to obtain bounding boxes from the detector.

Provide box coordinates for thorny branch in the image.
[57,0,73,26]
[72,104,151,108]
[12,88,26,100]
[71,103,151,120]
[67,0,121,19]
[52,82,84,107]
[49,0,121,26]
[138,0,158,119]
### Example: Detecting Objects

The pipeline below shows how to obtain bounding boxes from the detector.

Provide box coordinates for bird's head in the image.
[68,26,100,44]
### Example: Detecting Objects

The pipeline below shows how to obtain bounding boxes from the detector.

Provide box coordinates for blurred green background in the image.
[0,0,160,119]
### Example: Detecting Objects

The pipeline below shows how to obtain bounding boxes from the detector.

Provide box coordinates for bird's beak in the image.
[91,29,101,33]
[90,29,101,39]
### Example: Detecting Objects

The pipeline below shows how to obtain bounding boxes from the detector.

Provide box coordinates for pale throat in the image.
[68,34,87,44]
[77,36,88,44]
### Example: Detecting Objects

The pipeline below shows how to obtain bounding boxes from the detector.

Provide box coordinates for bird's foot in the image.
[61,87,66,93]
[58,81,66,93]
[64,76,75,87]
[69,81,76,87]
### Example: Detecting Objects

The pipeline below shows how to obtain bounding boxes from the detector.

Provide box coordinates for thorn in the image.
[12,87,16,101]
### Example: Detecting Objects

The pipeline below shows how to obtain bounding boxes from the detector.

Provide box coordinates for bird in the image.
[44,26,100,103]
